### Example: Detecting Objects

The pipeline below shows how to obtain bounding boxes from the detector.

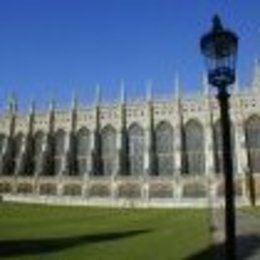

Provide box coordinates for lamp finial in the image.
[212,14,223,32]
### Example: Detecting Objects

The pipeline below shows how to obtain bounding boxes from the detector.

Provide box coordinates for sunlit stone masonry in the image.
[1,65,260,207]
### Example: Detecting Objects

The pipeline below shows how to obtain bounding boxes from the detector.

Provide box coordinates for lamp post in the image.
[200,15,238,260]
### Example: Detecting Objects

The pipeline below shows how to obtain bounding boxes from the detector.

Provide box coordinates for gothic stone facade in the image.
[1,76,260,206]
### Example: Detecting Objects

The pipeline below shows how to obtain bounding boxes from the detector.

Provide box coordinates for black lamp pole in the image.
[218,83,236,260]
[200,15,238,260]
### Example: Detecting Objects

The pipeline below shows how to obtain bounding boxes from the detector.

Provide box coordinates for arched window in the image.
[54,129,66,175]
[155,121,174,176]
[183,120,205,175]
[0,134,6,154]
[245,115,260,173]
[34,131,45,174]
[213,120,236,174]
[128,123,144,176]
[101,125,117,176]
[0,133,6,174]
[14,132,24,158]
[77,127,91,175]
[2,133,19,175]
[12,132,25,175]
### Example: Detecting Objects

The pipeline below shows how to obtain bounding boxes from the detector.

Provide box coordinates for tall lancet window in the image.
[245,115,260,173]
[101,125,117,176]
[0,134,6,173]
[14,132,24,157]
[0,134,5,154]
[213,120,236,174]
[34,131,45,175]
[77,127,91,175]
[183,120,205,175]
[155,121,174,176]
[128,123,144,176]
[54,129,66,175]
[12,132,25,175]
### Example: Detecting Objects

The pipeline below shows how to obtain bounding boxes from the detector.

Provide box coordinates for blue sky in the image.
[0,0,259,111]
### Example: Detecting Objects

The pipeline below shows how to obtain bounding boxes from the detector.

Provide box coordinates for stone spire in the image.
[48,97,55,111]
[7,92,17,113]
[46,86,55,111]
[233,76,239,94]
[29,99,36,114]
[202,71,210,96]
[146,80,153,102]
[95,84,101,105]
[120,79,126,104]
[71,91,78,110]
[174,73,180,99]
[252,58,260,93]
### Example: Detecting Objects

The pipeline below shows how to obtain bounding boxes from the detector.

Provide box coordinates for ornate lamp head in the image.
[200,15,238,88]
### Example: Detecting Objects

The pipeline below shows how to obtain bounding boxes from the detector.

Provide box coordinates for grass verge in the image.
[0,202,212,259]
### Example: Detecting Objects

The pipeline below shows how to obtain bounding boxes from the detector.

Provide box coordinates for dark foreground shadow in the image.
[0,229,150,258]
[187,234,260,260]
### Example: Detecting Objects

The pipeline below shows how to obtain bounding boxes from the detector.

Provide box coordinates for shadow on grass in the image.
[0,229,150,258]
[187,234,260,260]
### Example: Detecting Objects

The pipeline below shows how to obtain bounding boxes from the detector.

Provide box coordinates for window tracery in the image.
[245,115,260,173]
[155,121,174,176]
[34,131,45,174]
[183,120,205,175]
[128,123,144,176]
[101,125,117,176]
[77,128,90,156]
[54,129,66,175]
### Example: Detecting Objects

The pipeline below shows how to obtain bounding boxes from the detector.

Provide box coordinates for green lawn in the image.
[241,206,260,217]
[0,202,213,259]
